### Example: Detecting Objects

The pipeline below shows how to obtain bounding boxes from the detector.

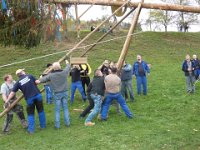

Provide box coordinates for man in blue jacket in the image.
[133,55,150,95]
[182,54,195,93]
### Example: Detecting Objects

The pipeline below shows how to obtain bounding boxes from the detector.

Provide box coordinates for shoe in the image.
[22,120,28,129]
[85,122,95,126]
[27,131,34,135]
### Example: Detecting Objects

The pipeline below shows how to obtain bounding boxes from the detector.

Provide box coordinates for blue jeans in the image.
[70,81,86,104]
[194,69,200,78]
[121,79,134,101]
[54,91,70,128]
[101,93,133,120]
[44,85,53,104]
[26,94,46,133]
[136,76,147,95]
[85,94,102,123]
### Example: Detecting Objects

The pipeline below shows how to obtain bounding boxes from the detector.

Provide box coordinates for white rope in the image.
[0,31,144,68]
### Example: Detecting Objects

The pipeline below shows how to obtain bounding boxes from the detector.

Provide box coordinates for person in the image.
[192,55,200,79]
[100,67,133,120]
[98,60,110,76]
[121,61,134,102]
[85,69,105,126]
[133,55,150,95]
[6,69,46,134]
[70,64,87,105]
[36,61,71,129]
[79,63,92,96]
[1,74,27,134]
[42,63,53,104]
[182,54,196,93]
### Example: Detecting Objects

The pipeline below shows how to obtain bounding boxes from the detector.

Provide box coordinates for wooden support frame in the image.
[0,0,129,118]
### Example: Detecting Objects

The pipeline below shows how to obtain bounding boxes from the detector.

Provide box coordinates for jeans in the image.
[85,94,102,123]
[26,94,46,133]
[70,81,87,104]
[136,76,147,95]
[80,95,94,117]
[121,79,134,101]
[54,91,70,128]
[44,85,53,104]
[194,69,200,79]
[186,75,196,93]
[101,93,133,120]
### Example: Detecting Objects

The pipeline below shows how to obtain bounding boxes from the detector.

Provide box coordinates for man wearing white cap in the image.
[6,69,46,134]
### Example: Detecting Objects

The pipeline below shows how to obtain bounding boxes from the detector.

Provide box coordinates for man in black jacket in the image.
[84,69,105,126]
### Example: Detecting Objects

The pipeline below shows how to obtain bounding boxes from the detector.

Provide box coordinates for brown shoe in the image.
[84,122,95,126]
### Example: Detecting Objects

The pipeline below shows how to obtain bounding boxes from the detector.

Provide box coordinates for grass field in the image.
[0,31,200,150]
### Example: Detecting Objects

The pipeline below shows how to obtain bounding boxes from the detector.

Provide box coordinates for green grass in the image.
[0,31,200,150]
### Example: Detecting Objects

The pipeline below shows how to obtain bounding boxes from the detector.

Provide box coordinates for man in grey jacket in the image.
[36,60,71,129]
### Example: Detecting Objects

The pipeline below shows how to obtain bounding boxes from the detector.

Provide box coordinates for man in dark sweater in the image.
[121,61,134,101]
[70,65,86,105]
[85,69,105,126]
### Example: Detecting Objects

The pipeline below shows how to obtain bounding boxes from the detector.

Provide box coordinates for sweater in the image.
[105,74,121,93]
[39,64,70,93]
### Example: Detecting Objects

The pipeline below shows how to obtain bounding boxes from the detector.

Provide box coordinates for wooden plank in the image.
[70,57,87,64]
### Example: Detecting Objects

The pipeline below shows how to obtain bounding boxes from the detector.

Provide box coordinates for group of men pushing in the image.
[1,54,150,134]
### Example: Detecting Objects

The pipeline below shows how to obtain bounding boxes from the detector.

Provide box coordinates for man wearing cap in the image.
[6,69,46,134]
[133,55,150,95]
[36,61,71,129]
[1,74,27,133]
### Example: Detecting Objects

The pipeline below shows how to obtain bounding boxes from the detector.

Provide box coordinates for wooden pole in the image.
[80,8,136,57]
[77,3,94,20]
[48,0,200,14]
[75,4,80,38]
[117,0,144,70]
[0,1,129,118]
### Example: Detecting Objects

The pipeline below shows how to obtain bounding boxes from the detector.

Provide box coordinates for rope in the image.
[0,31,144,68]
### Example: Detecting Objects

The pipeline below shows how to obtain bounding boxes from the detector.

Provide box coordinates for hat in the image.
[16,69,25,75]
[104,60,110,64]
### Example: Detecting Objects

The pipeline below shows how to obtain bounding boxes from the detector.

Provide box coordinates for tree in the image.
[148,9,174,32]
[161,0,199,32]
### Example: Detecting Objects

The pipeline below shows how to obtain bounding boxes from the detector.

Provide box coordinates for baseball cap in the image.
[16,69,25,75]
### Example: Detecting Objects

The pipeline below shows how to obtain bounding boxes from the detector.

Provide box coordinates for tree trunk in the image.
[47,0,200,13]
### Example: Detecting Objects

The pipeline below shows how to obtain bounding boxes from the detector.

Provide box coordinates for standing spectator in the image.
[79,63,92,96]
[100,68,133,120]
[1,74,27,133]
[182,54,195,93]
[42,63,53,104]
[133,55,150,95]
[6,69,46,134]
[70,65,86,105]
[192,55,200,79]
[85,69,105,126]
[36,61,71,129]
[121,61,134,102]
[98,60,110,76]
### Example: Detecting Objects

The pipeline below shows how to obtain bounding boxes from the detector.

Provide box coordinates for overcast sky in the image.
[67,0,200,32]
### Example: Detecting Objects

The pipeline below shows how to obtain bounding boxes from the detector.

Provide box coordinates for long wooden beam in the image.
[48,0,200,13]
[117,0,144,70]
